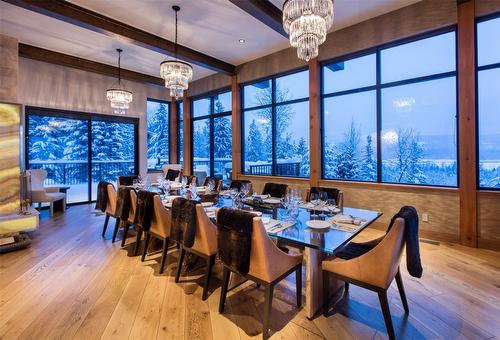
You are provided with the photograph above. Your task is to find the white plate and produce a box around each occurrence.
[164,202,172,208]
[261,217,270,224]
[306,220,331,230]
[201,202,214,207]
[249,211,263,216]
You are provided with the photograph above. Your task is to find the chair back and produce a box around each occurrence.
[307,187,340,202]
[262,182,288,198]
[29,169,47,192]
[229,180,252,192]
[162,164,182,176]
[165,169,181,181]
[118,175,138,187]
[128,190,137,224]
[357,218,406,288]
[150,195,171,238]
[105,184,117,216]
[183,175,197,186]
[203,177,223,192]
[191,204,218,256]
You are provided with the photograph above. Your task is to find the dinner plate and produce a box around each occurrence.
[164,202,172,208]
[249,211,263,216]
[305,220,331,230]
[261,217,270,224]
[263,198,281,204]
[201,202,214,207]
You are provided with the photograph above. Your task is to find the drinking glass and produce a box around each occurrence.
[181,176,188,187]
[326,198,336,216]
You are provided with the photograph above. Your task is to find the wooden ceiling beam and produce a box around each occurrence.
[3,0,235,75]
[19,43,165,87]
[229,0,287,37]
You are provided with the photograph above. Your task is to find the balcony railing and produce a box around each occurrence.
[29,160,135,185]
[249,162,301,177]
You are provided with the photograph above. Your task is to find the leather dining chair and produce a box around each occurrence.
[101,184,119,239]
[175,204,218,300]
[262,182,288,198]
[29,169,66,217]
[218,215,303,339]
[121,189,137,248]
[203,176,222,192]
[142,195,172,274]
[322,217,409,340]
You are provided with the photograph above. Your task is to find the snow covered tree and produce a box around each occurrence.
[246,119,265,162]
[334,121,361,180]
[147,102,169,163]
[214,116,232,158]
[361,135,377,181]
[296,137,310,177]
[394,128,426,184]
[323,142,338,178]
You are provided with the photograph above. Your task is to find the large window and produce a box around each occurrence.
[477,16,500,189]
[26,107,138,203]
[322,30,457,186]
[242,70,310,178]
[191,91,232,184]
[147,99,169,171]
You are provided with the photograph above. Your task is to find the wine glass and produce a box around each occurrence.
[309,192,320,217]
[326,198,336,216]
[240,183,250,198]
[181,176,188,187]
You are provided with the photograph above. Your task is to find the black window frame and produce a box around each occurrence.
[146,97,170,172]
[177,100,183,166]
[475,11,500,191]
[190,88,232,177]
[240,67,310,178]
[320,26,459,188]
[25,106,139,204]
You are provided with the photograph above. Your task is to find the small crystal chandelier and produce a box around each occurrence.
[160,5,193,100]
[282,0,334,62]
[106,49,133,114]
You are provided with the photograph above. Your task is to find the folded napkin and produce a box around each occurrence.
[330,214,366,226]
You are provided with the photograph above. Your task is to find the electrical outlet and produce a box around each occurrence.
[422,213,429,223]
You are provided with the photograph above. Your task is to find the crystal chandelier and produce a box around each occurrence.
[282,0,334,62]
[160,5,193,100]
[106,49,133,114]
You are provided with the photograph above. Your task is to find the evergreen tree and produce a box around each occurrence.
[147,102,169,162]
[323,142,338,178]
[213,116,232,158]
[361,135,377,181]
[246,120,265,162]
[334,121,361,179]
[296,137,310,177]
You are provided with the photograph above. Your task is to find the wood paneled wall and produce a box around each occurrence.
[0,34,18,102]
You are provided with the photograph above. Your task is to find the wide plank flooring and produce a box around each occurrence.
[0,204,499,339]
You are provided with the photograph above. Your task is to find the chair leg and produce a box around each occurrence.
[175,247,186,283]
[111,218,120,243]
[202,255,215,301]
[218,267,230,313]
[38,202,42,211]
[323,270,330,317]
[263,284,274,339]
[102,214,110,238]
[378,290,395,340]
[295,265,302,308]
[141,232,151,262]
[345,282,350,294]
[159,238,169,274]
[121,224,130,248]
[50,202,54,217]
[395,270,409,314]
[133,229,143,256]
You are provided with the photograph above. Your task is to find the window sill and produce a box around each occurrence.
[318,179,459,194]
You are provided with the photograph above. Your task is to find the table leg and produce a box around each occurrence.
[304,247,341,319]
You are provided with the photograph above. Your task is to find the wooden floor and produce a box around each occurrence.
[0,205,499,340]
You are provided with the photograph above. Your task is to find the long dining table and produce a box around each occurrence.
[156,186,382,318]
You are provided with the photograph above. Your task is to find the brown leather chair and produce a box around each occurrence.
[175,204,217,300]
[182,175,198,186]
[203,176,223,192]
[322,218,409,340]
[121,189,137,248]
[142,195,172,274]
[101,184,119,238]
[229,179,252,193]
[218,217,303,339]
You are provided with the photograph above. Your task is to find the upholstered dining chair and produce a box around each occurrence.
[203,176,222,192]
[121,189,137,248]
[306,186,341,202]
[29,169,66,217]
[182,175,198,186]
[229,179,252,192]
[218,214,303,339]
[322,217,409,340]
[261,182,288,198]
[175,204,217,301]
[101,184,119,239]
[142,195,172,274]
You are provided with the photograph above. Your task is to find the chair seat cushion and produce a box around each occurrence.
[45,192,66,201]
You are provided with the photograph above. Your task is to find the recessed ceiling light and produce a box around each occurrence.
[238,39,245,43]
